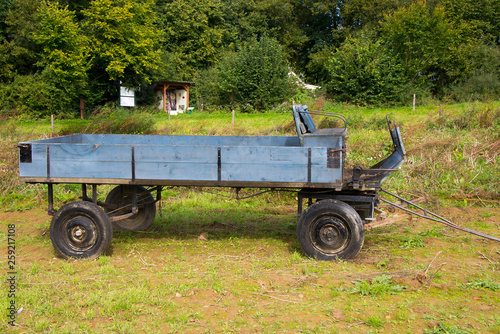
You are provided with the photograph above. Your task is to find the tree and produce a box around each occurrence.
[0,0,14,43]
[0,73,71,117]
[443,0,500,46]
[0,0,41,82]
[250,0,342,77]
[35,1,88,103]
[155,0,230,80]
[379,1,480,95]
[198,36,293,110]
[339,0,413,31]
[82,0,162,104]
[326,32,404,104]
[221,0,271,43]
[447,44,500,100]
[57,0,91,20]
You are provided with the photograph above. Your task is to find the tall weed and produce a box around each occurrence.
[428,103,500,132]
[59,105,156,135]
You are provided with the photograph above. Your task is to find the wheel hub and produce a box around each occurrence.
[314,217,349,251]
[71,226,86,240]
[65,216,97,249]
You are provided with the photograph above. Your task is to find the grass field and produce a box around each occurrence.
[1,101,499,333]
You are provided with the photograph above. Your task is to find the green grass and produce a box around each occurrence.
[1,100,500,333]
[464,278,500,291]
[344,275,408,295]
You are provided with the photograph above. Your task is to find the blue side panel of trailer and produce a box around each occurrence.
[19,133,345,187]
[49,144,133,180]
[135,145,219,181]
[18,105,409,192]
[18,105,351,188]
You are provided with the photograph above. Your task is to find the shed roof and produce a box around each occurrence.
[157,80,195,86]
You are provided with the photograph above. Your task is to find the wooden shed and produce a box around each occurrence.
[155,81,194,115]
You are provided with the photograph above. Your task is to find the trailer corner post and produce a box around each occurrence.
[156,187,162,217]
[217,147,222,185]
[46,145,51,182]
[307,148,312,187]
[131,146,136,183]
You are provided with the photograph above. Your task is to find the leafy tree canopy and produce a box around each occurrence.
[155,0,229,79]
[0,0,499,116]
[327,31,405,104]
[0,0,41,81]
[82,0,162,88]
[380,1,478,92]
[35,1,88,91]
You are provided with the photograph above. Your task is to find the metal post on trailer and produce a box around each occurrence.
[92,185,98,204]
[297,196,303,217]
[80,184,98,205]
[132,186,138,214]
[157,187,163,217]
[47,183,55,215]
[82,184,87,200]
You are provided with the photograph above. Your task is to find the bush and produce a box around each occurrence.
[447,46,500,101]
[0,74,75,118]
[326,32,405,105]
[197,36,294,111]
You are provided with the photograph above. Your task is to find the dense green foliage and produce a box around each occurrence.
[197,37,293,110]
[0,0,498,117]
[326,0,499,104]
[0,0,162,117]
[326,32,405,105]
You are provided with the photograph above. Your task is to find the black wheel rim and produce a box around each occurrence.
[62,215,98,251]
[311,215,351,254]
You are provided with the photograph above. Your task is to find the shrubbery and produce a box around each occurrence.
[0,74,75,119]
[326,32,405,105]
[197,37,294,111]
[322,1,500,105]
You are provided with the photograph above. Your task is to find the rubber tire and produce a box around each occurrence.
[50,201,112,260]
[105,186,156,232]
[297,199,364,261]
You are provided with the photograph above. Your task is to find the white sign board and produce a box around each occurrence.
[120,86,135,107]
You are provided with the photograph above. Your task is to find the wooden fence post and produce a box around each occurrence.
[51,115,54,137]
[80,98,84,119]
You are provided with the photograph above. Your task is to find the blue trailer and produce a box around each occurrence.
[18,105,406,260]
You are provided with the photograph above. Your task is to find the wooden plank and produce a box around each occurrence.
[19,177,340,189]
[19,133,345,185]
[364,214,410,230]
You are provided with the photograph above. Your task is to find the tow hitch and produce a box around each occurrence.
[380,188,500,242]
